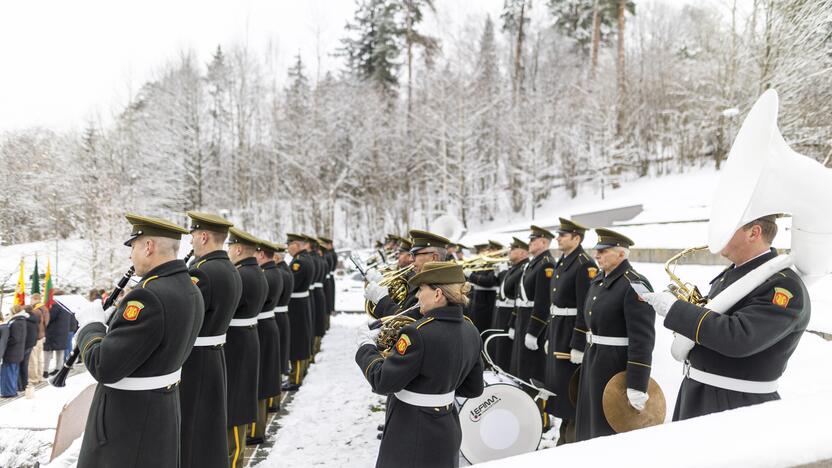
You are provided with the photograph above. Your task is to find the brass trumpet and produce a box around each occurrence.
[664,246,708,306]
[456,248,510,272]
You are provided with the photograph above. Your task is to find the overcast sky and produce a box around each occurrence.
[0,0,738,132]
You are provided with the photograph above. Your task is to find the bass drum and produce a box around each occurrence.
[458,371,542,464]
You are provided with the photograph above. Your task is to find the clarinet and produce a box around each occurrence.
[50,266,136,387]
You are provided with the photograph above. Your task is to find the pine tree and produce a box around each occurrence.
[340,0,403,96]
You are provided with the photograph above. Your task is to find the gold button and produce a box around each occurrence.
[600,282,604,286]
[553,288,557,292]
[556,275,560,279]
[593,296,596,300]
[588,310,592,316]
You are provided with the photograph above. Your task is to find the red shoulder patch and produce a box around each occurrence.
[122,300,145,321]
[395,334,411,355]
[772,287,793,308]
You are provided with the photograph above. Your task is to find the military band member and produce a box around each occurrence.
[365,230,450,320]
[492,237,529,372]
[396,237,414,269]
[75,214,204,468]
[248,239,284,445]
[356,262,484,468]
[302,235,319,358]
[273,244,294,391]
[544,218,596,445]
[575,229,655,441]
[643,215,810,420]
[318,236,337,331]
[509,225,555,385]
[286,234,314,390]
[310,238,327,356]
[181,211,243,468]
[466,240,504,333]
[225,228,269,467]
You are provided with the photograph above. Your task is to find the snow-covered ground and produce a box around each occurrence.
[255,313,386,468]
[0,371,96,467]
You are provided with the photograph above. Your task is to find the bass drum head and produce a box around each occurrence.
[459,383,542,464]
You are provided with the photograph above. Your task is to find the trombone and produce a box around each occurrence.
[456,248,510,272]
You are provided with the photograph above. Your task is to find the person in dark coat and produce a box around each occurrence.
[356,261,484,468]
[1,306,28,397]
[19,305,38,391]
[490,238,528,372]
[273,246,293,383]
[249,239,283,445]
[75,214,204,468]
[644,215,810,421]
[180,211,242,468]
[304,236,319,359]
[508,226,554,386]
[545,218,597,444]
[465,240,504,334]
[285,233,313,390]
[44,299,71,376]
[318,236,337,330]
[224,227,268,468]
[575,229,655,442]
[310,239,327,356]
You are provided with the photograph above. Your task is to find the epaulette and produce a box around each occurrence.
[142,275,160,288]
[463,315,474,326]
[196,259,208,269]
[623,270,643,283]
[578,252,591,264]
[416,317,435,330]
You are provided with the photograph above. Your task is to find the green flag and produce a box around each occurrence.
[30,257,41,294]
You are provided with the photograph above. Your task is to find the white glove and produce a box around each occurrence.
[507,328,515,340]
[627,388,649,412]
[76,299,107,331]
[103,305,116,322]
[642,291,677,317]
[524,333,538,351]
[364,281,388,303]
[671,333,696,362]
[357,327,381,348]
[463,269,473,279]
[495,262,509,274]
[570,348,584,364]
[365,268,383,283]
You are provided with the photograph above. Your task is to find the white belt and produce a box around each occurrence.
[291,291,310,298]
[550,305,577,317]
[495,299,515,308]
[471,285,499,292]
[228,317,258,327]
[686,365,778,394]
[104,369,181,391]
[587,332,628,346]
[257,310,276,320]
[314,282,323,288]
[309,283,316,289]
[326,273,332,279]
[516,299,534,308]
[275,306,288,313]
[194,334,226,347]
[395,389,455,407]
